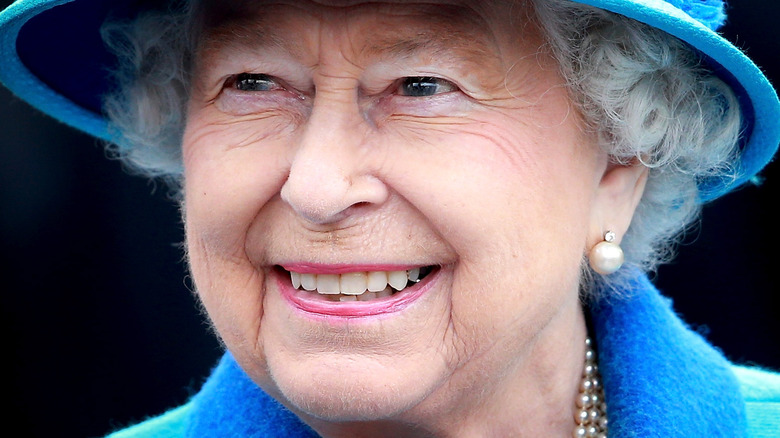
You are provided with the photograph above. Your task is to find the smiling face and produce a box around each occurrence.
[182,0,637,435]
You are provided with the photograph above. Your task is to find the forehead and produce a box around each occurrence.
[195,0,535,61]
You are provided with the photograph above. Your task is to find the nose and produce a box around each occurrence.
[280,102,389,225]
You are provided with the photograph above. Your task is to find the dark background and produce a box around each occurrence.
[1,1,778,437]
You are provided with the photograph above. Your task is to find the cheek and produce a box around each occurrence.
[181,116,293,364]
[182,115,293,253]
[389,109,600,253]
[381,108,599,347]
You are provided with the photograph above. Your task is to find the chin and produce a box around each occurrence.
[266,354,444,422]
[282,384,417,422]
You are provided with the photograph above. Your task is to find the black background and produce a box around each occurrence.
[1,1,778,437]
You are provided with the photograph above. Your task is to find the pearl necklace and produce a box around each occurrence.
[573,337,608,437]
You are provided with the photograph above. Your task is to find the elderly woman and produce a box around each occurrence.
[1,0,778,436]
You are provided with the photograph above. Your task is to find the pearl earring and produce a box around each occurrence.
[588,231,624,275]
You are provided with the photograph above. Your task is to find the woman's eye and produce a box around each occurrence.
[232,73,278,91]
[397,77,457,97]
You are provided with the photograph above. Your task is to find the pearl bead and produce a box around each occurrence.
[588,240,624,275]
[576,393,593,408]
[573,337,608,436]
[575,408,590,424]
[580,379,593,392]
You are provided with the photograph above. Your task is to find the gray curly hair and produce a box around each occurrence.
[100,0,742,298]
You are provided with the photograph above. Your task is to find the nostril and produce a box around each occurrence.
[346,201,376,213]
[281,172,389,224]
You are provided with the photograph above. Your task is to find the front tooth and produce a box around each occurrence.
[340,272,368,295]
[290,271,301,289]
[316,274,341,294]
[388,270,408,290]
[367,271,389,292]
[300,273,317,291]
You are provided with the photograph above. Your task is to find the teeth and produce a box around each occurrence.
[340,272,368,295]
[316,274,341,294]
[387,270,408,290]
[291,271,301,289]
[289,268,427,297]
[366,271,388,292]
[300,273,317,291]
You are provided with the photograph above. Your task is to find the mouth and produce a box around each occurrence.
[282,266,436,302]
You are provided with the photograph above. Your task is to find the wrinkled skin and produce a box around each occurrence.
[181,0,648,436]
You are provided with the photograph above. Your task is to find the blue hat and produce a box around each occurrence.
[1,0,778,200]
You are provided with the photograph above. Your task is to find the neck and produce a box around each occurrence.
[308,299,589,438]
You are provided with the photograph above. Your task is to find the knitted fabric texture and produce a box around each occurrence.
[591,272,747,436]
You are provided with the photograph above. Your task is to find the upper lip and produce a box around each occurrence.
[279,263,429,274]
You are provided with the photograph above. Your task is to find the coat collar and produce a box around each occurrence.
[186,272,747,436]
[590,271,747,436]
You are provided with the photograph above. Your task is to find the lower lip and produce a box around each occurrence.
[275,270,437,318]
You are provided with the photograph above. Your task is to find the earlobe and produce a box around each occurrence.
[588,161,649,249]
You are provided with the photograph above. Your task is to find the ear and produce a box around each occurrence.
[588,161,649,248]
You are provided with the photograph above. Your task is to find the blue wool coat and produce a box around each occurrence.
[106,273,780,437]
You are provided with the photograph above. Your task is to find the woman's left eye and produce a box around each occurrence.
[397,77,457,97]
[232,73,279,91]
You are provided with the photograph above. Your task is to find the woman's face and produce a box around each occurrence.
[182,0,617,428]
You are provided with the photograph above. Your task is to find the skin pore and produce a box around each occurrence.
[181,0,648,436]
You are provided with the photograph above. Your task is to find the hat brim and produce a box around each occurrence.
[576,0,780,199]
[1,0,778,199]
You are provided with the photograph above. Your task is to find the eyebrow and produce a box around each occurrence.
[199,26,498,77]
[198,20,300,61]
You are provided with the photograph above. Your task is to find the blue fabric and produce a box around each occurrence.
[0,0,112,142]
[733,366,780,438]
[185,354,318,438]
[0,0,778,200]
[106,271,778,437]
[591,272,747,436]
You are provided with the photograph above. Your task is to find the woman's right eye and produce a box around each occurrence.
[232,73,279,91]
[216,72,306,116]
